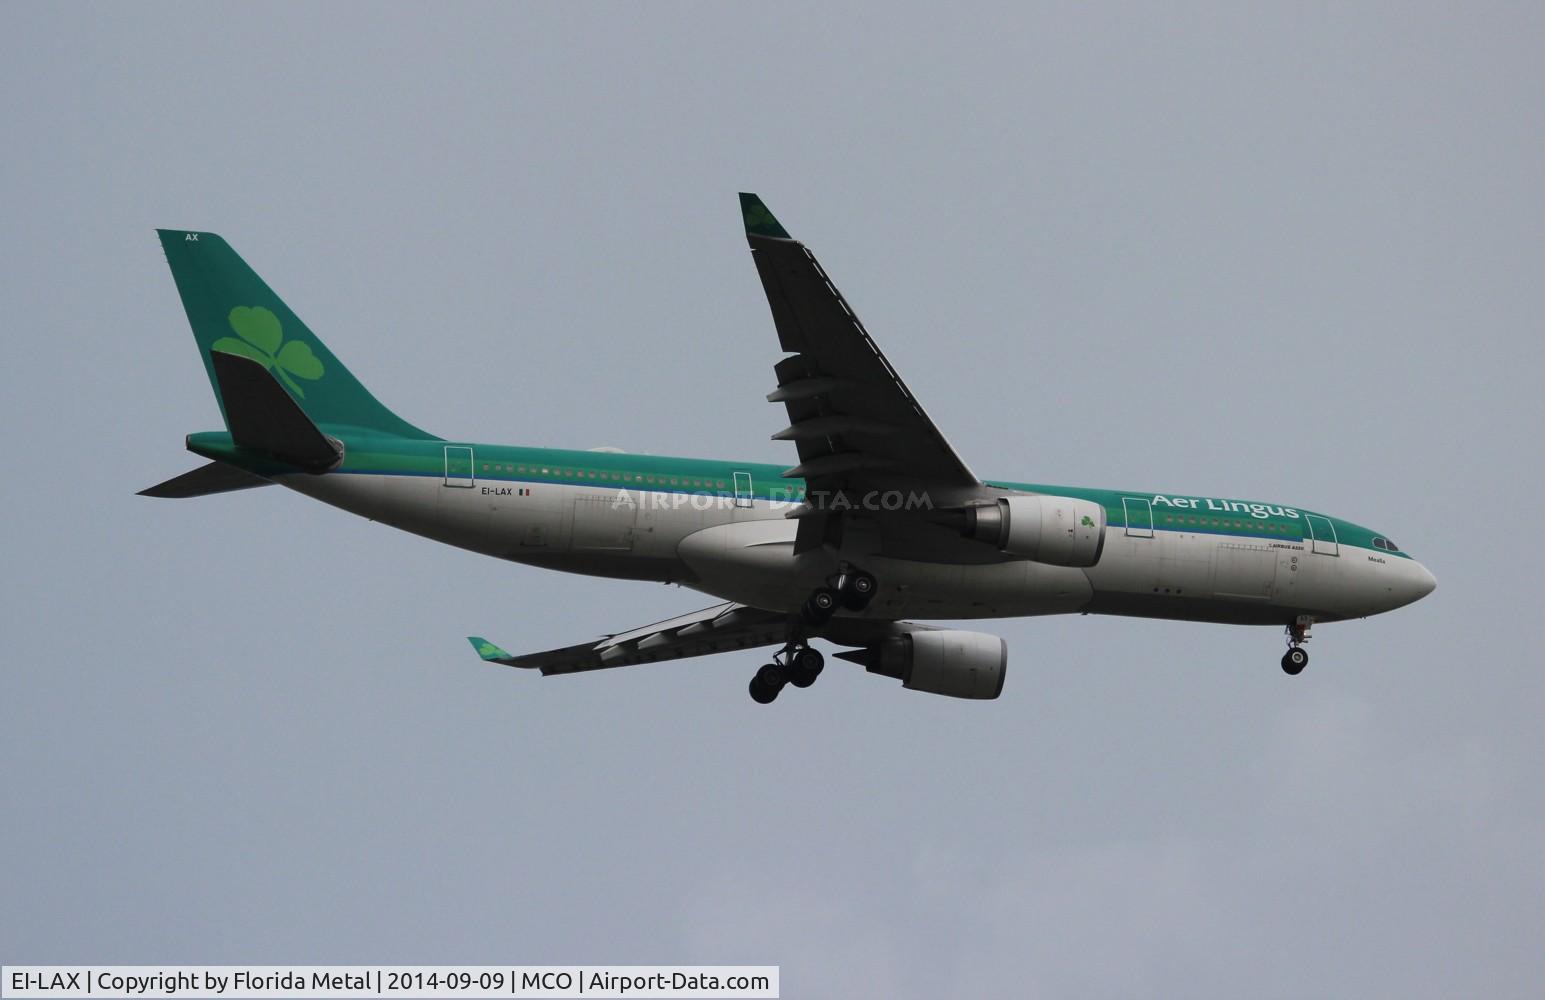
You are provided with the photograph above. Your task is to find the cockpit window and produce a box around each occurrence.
[1372,538,1386,550]
[1373,537,1400,552]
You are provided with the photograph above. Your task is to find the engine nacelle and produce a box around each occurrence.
[852,629,1008,700]
[964,495,1107,567]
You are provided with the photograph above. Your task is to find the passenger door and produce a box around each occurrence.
[443,445,475,487]
[733,471,754,509]
[1122,497,1154,538]
[1305,514,1339,556]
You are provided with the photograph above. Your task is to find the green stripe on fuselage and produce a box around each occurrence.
[185,431,1407,558]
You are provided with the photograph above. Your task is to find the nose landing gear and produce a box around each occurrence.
[748,643,826,704]
[1281,617,1313,675]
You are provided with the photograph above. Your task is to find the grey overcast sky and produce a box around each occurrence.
[3,3,1542,996]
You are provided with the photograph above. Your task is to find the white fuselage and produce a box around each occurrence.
[281,471,1436,628]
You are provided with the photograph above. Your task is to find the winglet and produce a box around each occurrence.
[739,192,791,239]
[468,636,512,662]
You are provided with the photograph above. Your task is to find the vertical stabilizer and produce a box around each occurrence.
[157,230,436,439]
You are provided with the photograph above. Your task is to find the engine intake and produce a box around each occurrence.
[964,495,1107,567]
[839,630,1007,700]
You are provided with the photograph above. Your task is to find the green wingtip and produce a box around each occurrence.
[739,192,791,239]
[467,636,511,661]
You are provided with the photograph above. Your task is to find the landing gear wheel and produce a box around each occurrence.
[802,587,840,625]
[749,663,786,703]
[1282,647,1308,675]
[788,647,825,688]
[841,571,878,610]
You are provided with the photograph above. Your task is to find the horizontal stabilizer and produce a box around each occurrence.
[138,461,273,499]
[212,350,342,471]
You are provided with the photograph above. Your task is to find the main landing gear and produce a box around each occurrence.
[749,644,825,704]
[753,567,875,703]
[1281,617,1313,675]
[800,567,877,625]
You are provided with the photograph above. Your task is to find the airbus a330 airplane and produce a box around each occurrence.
[144,195,1435,703]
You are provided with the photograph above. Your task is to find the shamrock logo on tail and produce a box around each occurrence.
[468,637,511,661]
[211,306,325,397]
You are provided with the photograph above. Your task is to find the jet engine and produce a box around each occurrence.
[962,495,1107,567]
[838,629,1008,700]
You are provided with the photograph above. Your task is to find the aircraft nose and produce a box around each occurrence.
[1369,558,1436,614]
[1414,562,1437,600]
[1387,559,1437,610]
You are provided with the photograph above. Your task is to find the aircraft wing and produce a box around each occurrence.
[467,602,946,678]
[740,194,996,552]
[468,602,789,675]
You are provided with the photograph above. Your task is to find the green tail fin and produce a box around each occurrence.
[467,636,513,662]
[157,230,436,439]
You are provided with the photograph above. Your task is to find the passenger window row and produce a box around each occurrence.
[471,464,806,501]
[477,462,731,489]
[1159,514,1296,534]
